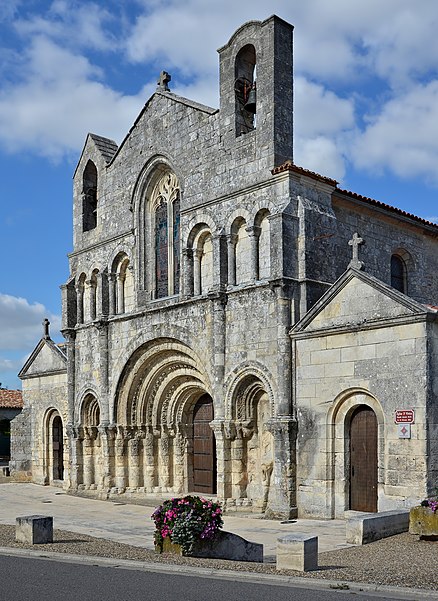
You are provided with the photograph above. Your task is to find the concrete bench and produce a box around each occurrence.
[16,515,53,544]
[276,533,318,571]
[346,509,409,545]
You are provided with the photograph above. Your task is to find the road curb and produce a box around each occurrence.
[0,546,436,600]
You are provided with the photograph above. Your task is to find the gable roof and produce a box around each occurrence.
[291,267,433,336]
[18,337,67,380]
[272,162,438,234]
[89,133,118,163]
[0,389,23,409]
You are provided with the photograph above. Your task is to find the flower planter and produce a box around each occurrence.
[154,531,264,562]
[155,536,183,555]
[409,506,438,536]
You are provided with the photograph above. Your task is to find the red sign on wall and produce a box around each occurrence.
[395,410,415,424]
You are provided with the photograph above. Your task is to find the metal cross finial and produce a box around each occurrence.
[43,318,50,340]
[348,232,364,270]
[157,71,171,92]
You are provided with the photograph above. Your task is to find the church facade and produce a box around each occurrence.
[12,16,438,519]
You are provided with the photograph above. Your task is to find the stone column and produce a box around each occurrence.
[159,428,171,490]
[227,234,237,286]
[96,321,109,422]
[193,249,202,295]
[82,426,97,488]
[61,328,76,426]
[143,427,155,491]
[108,272,116,316]
[116,273,125,314]
[75,285,84,325]
[87,279,96,321]
[182,248,194,297]
[211,231,227,291]
[272,282,293,416]
[266,417,297,519]
[173,430,186,494]
[98,423,113,491]
[115,426,126,492]
[211,419,231,502]
[231,424,247,501]
[128,432,141,489]
[209,292,227,419]
[66,424,81,490]
[246,225,261,281]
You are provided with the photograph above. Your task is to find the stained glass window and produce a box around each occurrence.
[173,194,180,294]
[151,172,180,299]
[155,200,168,298]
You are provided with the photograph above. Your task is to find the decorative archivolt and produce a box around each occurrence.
[114,338,211,431]
[150,172,180,211]
[224,361,276,420]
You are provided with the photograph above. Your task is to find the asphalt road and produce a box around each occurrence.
[0,554,416,601]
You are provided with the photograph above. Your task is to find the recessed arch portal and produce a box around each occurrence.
[113,338,213,494]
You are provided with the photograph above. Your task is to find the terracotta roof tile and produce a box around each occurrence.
[0,389,23,409]
[272,162,438,232]
[336,189,438,230]
[271,161,338,186]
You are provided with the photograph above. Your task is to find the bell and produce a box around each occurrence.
[244,85,256,113]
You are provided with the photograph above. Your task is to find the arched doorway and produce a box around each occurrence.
[0,419,10,460]
[349,405,377,512]
[191,394,216,494]
[52,415,64,481]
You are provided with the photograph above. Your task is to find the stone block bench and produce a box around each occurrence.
[276,533,318,572]
[16,515,53,544]
[346,509,409,545]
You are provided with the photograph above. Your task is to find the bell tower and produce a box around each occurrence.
[218,15,294,167]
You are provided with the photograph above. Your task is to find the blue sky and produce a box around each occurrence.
[1,0,438,390]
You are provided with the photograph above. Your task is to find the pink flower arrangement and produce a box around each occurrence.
[152,495,223,553]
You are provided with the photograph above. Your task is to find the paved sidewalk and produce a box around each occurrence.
[0,483,351,559]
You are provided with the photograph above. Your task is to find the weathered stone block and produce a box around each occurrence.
[16,515,53,544]
[409,506,438,536]
[346,509,409,544]
[276,533,318,571]
[156,530,263,562]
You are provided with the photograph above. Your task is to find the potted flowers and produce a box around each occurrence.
[152,495,223,555]
[409,489,438,537]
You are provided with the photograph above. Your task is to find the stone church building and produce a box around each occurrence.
[11,16,438,519]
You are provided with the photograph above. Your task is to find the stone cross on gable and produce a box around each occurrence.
[348,232,364,270]
[157,71,171,92]
[43,318,51,340]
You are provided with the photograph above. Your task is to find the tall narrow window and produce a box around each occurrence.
[82,160,98,232]
[151,172,180,298]
[391,255,406,293]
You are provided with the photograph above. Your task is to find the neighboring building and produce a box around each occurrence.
[11,16,438,519]
[0,389,23,462]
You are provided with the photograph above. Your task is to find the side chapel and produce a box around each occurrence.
[12,16,438,519]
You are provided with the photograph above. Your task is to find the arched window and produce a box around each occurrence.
[89,269,99,320]
[234,44,256,136]
[255,209,270,280]
[235,220,251,284]
[113,254,134,314]
[151,172,180,299]
[391,255,406,293]
[82,160,98,232]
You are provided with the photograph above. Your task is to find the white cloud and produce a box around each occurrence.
[0,293,61,351]
[1,0,438,184]
[0,0,21,23]
[0,36,151,160]
[14,1,118,53]
[352,81,438,183]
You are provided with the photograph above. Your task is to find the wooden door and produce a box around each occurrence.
[349,406,377,512]
[192,395,216,494]
[52,416,64,481]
